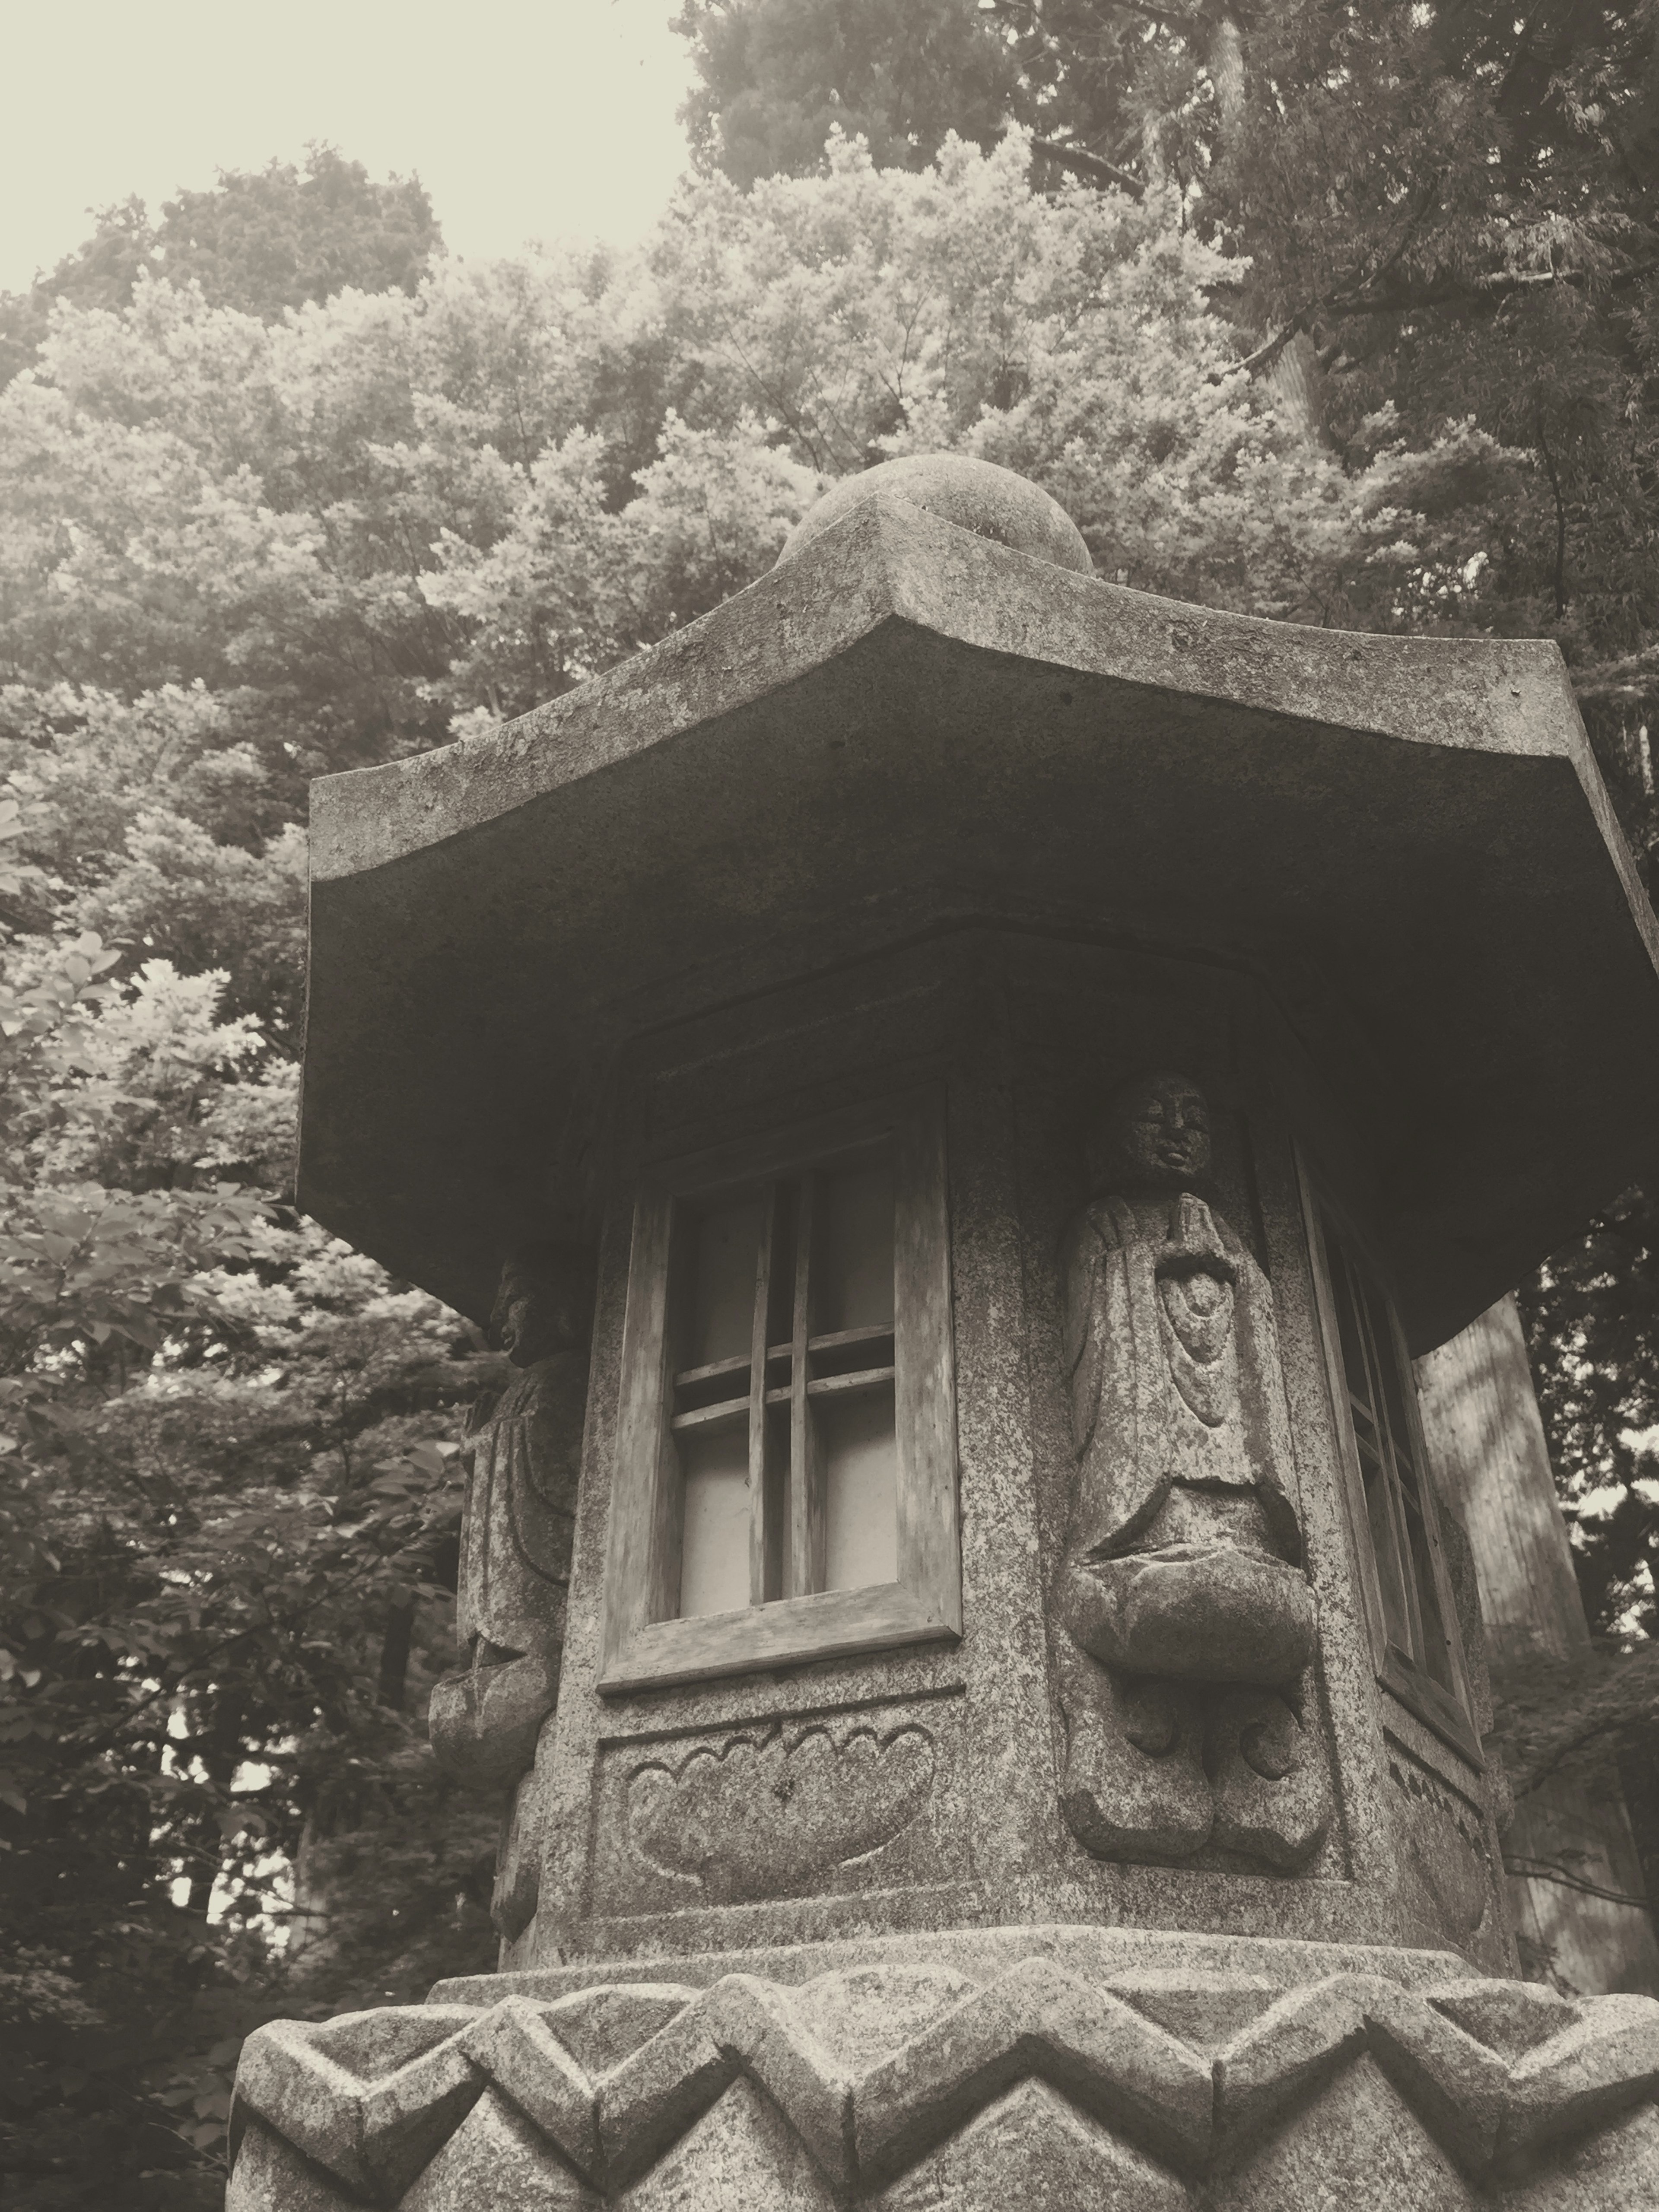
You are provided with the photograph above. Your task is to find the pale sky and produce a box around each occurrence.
[0,0,697,294]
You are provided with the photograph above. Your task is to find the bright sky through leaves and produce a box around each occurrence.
[0,0,694,293]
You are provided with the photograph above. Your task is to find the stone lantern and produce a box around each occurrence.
[230,457,1659,2209]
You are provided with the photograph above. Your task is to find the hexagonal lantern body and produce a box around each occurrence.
[232,466,1659,2211]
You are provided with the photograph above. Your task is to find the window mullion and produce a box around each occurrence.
[747,1185,778,1608]
[1357,1279,1426,1665]
[1382,1302,1462,1696]
[790,1173,824,1596]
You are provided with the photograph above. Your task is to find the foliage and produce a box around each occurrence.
[142,146,439,323]
[675,0,1659,756]
[0,147,441,383]
[673,0,1016,188]
[0,125,1517,774]
[1521,1192,1659,1646]
[0,905,499,2206]
[1516,1191,1659,1914]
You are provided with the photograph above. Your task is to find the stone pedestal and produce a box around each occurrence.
[232,1926,1659,2207]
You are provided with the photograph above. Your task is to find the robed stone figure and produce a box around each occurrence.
[429,1243,591,1938]
[1054,1074,1330,1869]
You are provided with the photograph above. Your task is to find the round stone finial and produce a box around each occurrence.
[775,452,1093,575]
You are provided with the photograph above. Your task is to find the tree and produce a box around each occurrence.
[674,0,1659,753]
[0,147,442,387]
[673,0,1016,188]
[0,200,154,387]
[153,146,440,321]
[1514,1192,1659,1919]
[0,714,497,2206]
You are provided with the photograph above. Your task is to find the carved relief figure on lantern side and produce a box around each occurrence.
[1053,1074,1332,1870]
[429,1243,592,1939]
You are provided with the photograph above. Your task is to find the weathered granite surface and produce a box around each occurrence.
[772,448,1095,575]
[239,458,1659,2209]
[507,937,1513,1976]
[298,476,1659,1354]
[229,1932,1659,2206]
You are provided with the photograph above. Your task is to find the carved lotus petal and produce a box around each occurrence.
[627,1723,935,1904]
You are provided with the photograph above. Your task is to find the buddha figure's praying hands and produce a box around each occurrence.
[1054,1074,1330,1869]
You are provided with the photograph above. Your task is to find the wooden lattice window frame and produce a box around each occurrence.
[1298,1157,1481,1764]
[599,1090,960,1693]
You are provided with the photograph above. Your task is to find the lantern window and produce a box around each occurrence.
[599,1092,958,1691]
[1306,1187,1480,1763]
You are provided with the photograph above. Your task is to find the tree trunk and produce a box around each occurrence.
[285,1808,342,1971]
[1264,331,1325,444]
[1208,14,1325,442]
[377,1594,415,1711]
[1208,15,1246,133]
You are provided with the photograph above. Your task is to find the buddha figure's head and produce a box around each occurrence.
[1087,1071,1212,1195]
[490,1243,592,1367]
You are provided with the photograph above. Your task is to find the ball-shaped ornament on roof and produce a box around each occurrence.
[775,452,1093,576]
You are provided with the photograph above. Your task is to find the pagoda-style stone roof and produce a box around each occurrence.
[300,487,1659,1350]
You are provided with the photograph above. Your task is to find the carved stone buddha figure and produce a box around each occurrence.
[429,1243,591,1934]
[1054,1073,1329,1867]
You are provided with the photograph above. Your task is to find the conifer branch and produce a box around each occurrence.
[1328,256,1659,317]
[1030,138,1147,198]
[1233,256,1659,377]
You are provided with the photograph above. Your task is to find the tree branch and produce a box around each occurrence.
[1001,0,1200,29]
[1234,322,1299,377]
[1327,257,1659,318]
[1537,409,1568,619]
[1505,1855,1655,1911]
[1030,139,1147,200]
[1571,645,1659,705]
[1231,257,1659,376]
[1230,174,1438,376]
[1356,172,1445,299]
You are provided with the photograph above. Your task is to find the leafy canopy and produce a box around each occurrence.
[0,146,441,383]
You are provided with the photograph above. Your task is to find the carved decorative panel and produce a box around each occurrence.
[1386,1743,1499,1954]
[590,1692,966,1915]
